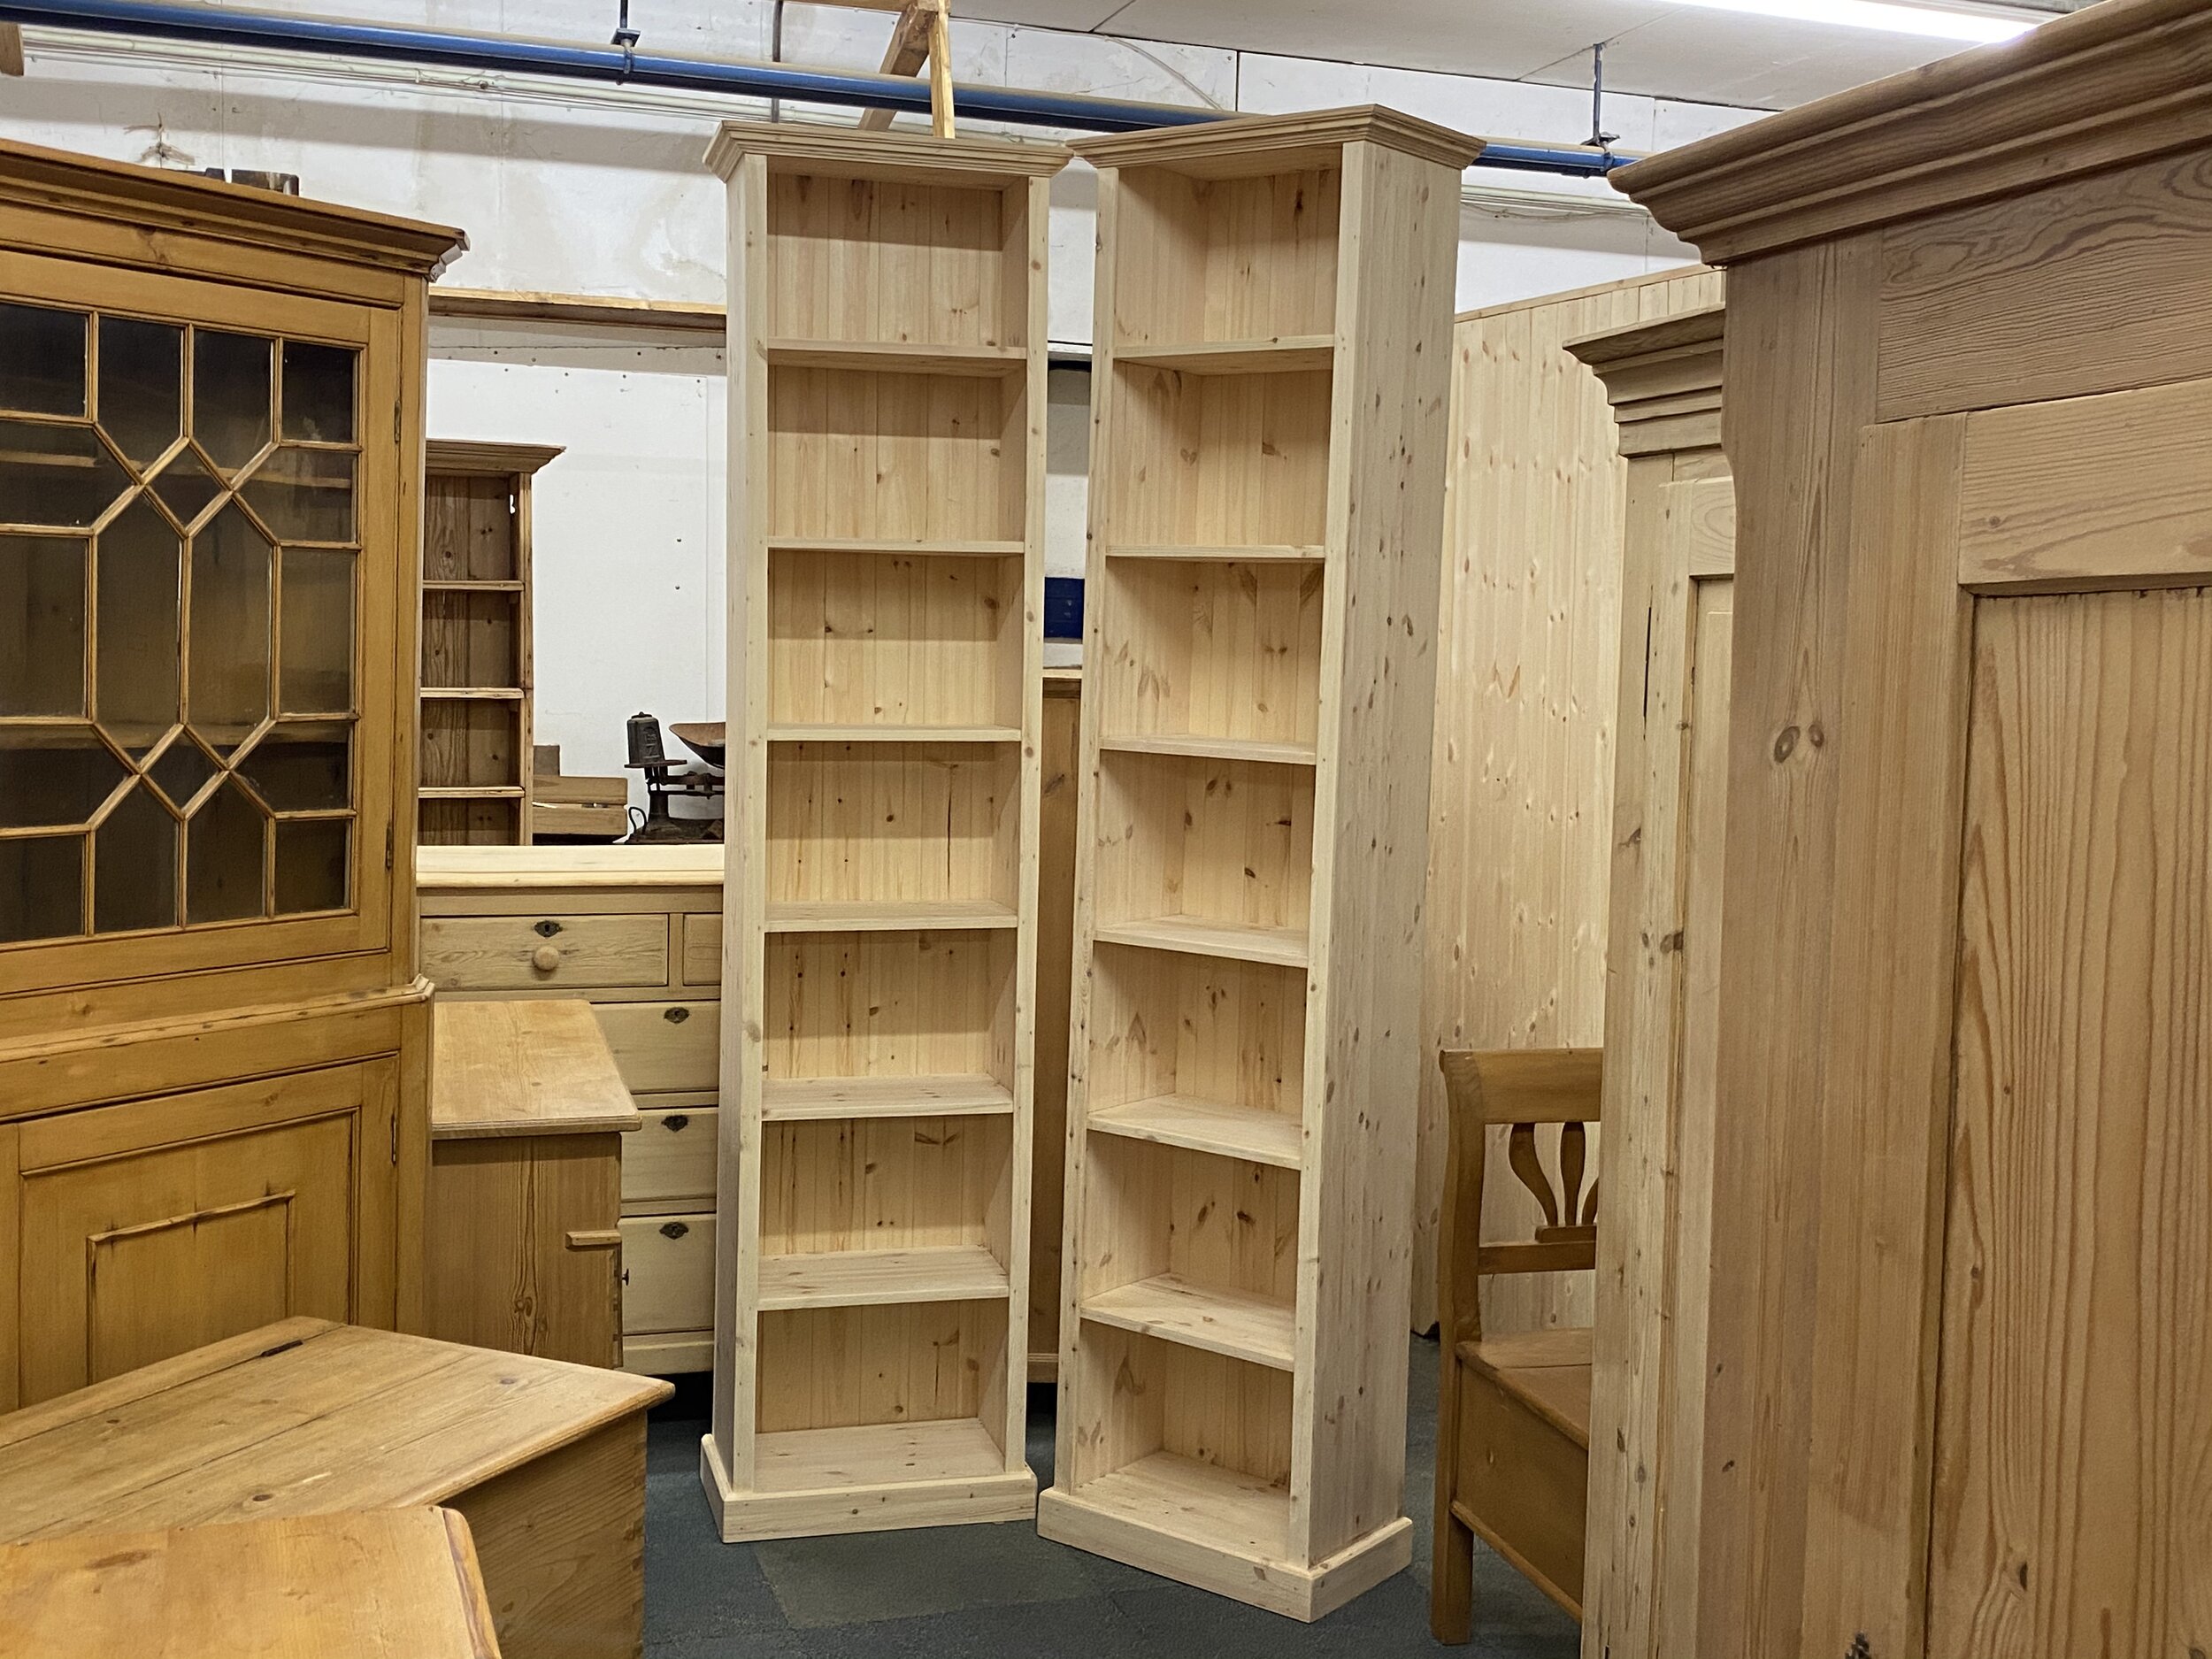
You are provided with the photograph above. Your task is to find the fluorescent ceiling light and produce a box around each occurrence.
[1664,0,2039,42]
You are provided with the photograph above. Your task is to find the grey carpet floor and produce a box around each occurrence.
[642,1333,1579,1658]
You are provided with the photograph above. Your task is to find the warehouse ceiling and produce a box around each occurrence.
[957,0,2097,110]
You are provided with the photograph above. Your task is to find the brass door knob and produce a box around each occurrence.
[531,944,562,973]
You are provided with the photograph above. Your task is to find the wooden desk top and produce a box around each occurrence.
[418,845,724,891]
[0,1319,672,1545]
[433,999,642,1140]
[0,1508,502,1659]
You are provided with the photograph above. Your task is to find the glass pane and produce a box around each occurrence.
[281,342,356,443]
[0,723,127,829]
[274,816,348,914]
[94,495,182,755]
[148,446,225,530]
[0,535,87,717]
[93,780,179,933]
[279,548,354,714]
[191,329,272,474]
[0,833,82,943]
[186,502,272,754]
[0,420,130,529]
[147,730,220,813]
[185,776,265,924]
[239,719,350,812]
[242,446,355,543]
[96,316,183,468]
[0,302,87,417]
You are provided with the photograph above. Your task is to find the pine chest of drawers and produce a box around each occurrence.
[419,847,722,1374]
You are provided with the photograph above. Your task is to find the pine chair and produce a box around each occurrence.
[1431,1047,1601,1641]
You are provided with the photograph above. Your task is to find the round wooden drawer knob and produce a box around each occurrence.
[530,944,563,973]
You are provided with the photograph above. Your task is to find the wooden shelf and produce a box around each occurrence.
[764,899,1018,933]
[1058,1451,1292,1563]
[763,1073,1015,1122]
[1113,336,1333,374]
[766,536,1025,559]
[1080,1274,1295,1371]
[421,686,526,701]
[419,786,526,801]
[1106,543,1325,564]
[757,1245,1010,1310]
[1098,732,1317,767]
[752,1417,1009,1494]
[761,338,1025,376]
[765,724,1022,746]
[1088,1095,1303,1170]
[422,579,525,593]
[1092,917,1310,970]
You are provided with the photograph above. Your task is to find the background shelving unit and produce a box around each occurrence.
[418,439,561,845]
[1039,108,1479,1620]
[702,122,1066,1541]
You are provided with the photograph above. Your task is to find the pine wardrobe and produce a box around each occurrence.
[0,141,459,1405]
[1618,3,2212,1655]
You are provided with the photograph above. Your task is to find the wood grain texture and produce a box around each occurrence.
[1030,672,1082,1379]
[1049,117,1470,1616]
[0,1319,666,1659]
[431,998,640,1137]
[1957,374,2212,594]
[1930,590,2212,1659]
[1417,265,1723,1338]
[0,1508,501,1659]
[1878,150,2212,422]
[1694,235,1883,1659]
[709,137,1054,1534]
[1566,300,1730,1659]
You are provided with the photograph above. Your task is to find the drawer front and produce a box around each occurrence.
[421,913,669,992]
[621,1211,716,1335]
[624,1103,719,1207]
[595,1002,720,1094]
[681,913,722,986]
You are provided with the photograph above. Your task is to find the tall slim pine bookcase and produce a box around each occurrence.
[1037,108,1479,1619]
[701,122,1066,1540]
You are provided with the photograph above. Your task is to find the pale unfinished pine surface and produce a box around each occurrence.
[1414,265,1723,1339]
[0,1318,670,1659]
[1041,107,1479,1622]
[0,1508,502,1659]
[702,122,1066,1541]
[1616,4,2212,1654]
[1563,307,1732,1659]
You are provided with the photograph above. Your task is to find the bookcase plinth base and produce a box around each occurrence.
[1036,1485,1412,1622]
[700,1432,1038,1543]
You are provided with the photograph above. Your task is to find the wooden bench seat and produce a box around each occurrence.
[0,1318,671,1659]
[1433,1048,1601,1640]
[1460,1327,1594,1448]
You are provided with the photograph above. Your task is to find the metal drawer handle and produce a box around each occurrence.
[662,1114,690,1132]
[664,1006,690,1025]
[534,919,563,937]
[660,1220,690,1240]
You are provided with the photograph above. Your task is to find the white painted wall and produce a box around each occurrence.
[2,3,1763,793]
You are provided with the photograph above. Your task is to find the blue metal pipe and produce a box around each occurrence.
[0,0,1633,174]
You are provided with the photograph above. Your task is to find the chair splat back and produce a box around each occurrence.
[1434,1047,1602,1348]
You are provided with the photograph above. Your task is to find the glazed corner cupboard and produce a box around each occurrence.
[0,139,459,1404]
[701,121,1066,1541]
[419,438,561,847]
[1037,108,1479,1620]
[1616,3,2212,1656]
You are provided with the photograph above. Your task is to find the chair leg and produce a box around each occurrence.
[1432,1507,1474,1644]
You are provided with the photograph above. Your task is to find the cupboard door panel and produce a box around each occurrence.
[10,1062,396,1406]
[1931,589,2212,1659]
